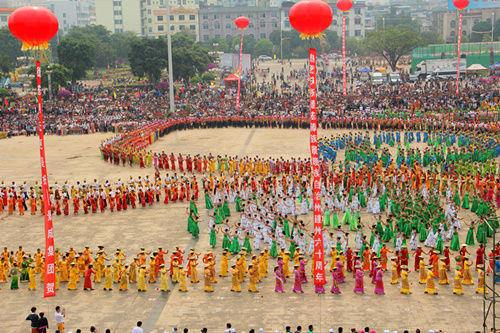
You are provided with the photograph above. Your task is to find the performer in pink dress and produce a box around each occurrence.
[330,267,341,294]
[374,265,385,295]
[353,264,364,294]
[292,264,303,293]
[274,266,284,292]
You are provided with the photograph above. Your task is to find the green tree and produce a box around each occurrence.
[377,7,421,33]
[29,64,72,93]
[201,72,216,82]
[254,39,274,57]
[365,27,427,71]
[129,38,166,83]
[110,31,138,63]
[471,21,492,42]
[231,35,256,55]
[57,37,96,83]
[420,31,445,45]
[0,55,11,78]
[66,25,116,68]
[0,27,23,63]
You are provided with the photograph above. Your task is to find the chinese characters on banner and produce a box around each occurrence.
[309,49,326,285]
[236,31,244,110]
[36,61,56,297]
[342,15,347,96]
[455,12,463,95]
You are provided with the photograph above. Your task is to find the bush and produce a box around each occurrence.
[201,72,216,82]
[190,75,201,85]
[0,88,9,97]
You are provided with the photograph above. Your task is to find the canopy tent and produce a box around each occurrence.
[359,68,372,73]
[466,64,488,71]
[490,62,500,69]
[223,74,240,82]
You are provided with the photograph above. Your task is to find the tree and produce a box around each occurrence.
[66,25,117,68]
[377,7,421,33]
[471,21,492,42]
[420,31,445,45]
[231,35,256,55]
[0,55,11,78]
[57,37,96,83]
[110,31,138,64]
[254,39,274,57]
[365,27,427,71]
[29,64,72,93]
[129,38,167,83]
[0,27,23,63]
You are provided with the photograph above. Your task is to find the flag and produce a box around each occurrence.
[4,98,8,106]
[89,93,93,101]
[137,90,141,98]
[113,91,117,99]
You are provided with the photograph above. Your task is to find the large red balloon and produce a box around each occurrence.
[453,0,469,9]
[235,16,249,30]
[8,6,59,50]
[289,0,333,38]
[337,0,353,12]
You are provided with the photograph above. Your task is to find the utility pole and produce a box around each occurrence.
[492,12,495,42]
[165,0,175,115]
[47,68,53,100]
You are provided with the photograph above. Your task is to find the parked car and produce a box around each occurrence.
[258,55,272,61]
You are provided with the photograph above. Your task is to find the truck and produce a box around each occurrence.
[387,72,401,84]
[413,58,466,80]
[371,72,384,85]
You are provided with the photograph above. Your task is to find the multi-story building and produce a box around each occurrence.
[0,0,94,34]
[433,7,500,43]
[281,0,367,39]
[198,5,280,41]
[0,7,15,28]
[144,7,199,40]
[95,0,142,34]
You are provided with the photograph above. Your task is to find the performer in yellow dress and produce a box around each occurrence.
[68,262,78,290]
[190,258,199,283]
[28,265,36,291]
[390,258,399,284]
[178,264,188,292]
[160,264,169,292]
[424,266,437,295]
[453,266,463,295]
[103,264,113,291]
[148,257,156,283]
[138,265,147,292]
[400,265,411,294]
[230,264,241,292]
[119,266,129,291]
[248,264,258,292]
[204,264,213,292]
[462,257,473,285]
[129,258,137,283]
[219,250,229,277]
[438,261,449,285]
[418,257,427,284]
[476,264,486,294]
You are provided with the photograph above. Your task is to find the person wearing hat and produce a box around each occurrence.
[119,265,129,291]
[148,255,157,283]
[129,257,138,284]
[292,263,303,293]
[462,256,474,285]
[230,264,241,292]
[452,265,464,295]
[330,267,341,294]
[68,262,78,290]
[236,255,246,282]
[248,264,258,292]
[219,249,229,277]
[400,265,411,294]
[204,264,213,292]
[424,265,437,295]
[178,264,188,292]
[160,264,169,292]
[28,263,36,291]
[103,264,113,291]
[390,257,399,284]
[353,264,364,294]
[418,255,427,284]
[112,258,121,284]
[138,265,148,292]
[83,264,96,291]
[438,258,449,285]
[476,264,486,294]
[374,264,385,295]
[189,256,200,284]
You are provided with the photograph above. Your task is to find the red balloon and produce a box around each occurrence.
[235,16,249,30]
[337,0,353,12]
[453,0,469,9]
[8,6,59,50]
[289,0,333,38]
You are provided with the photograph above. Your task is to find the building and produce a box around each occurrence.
[145,7,199,40]
[281,1,367,39]
[0,0,94,34]
[95,0,142,34]
[0,7,15,28]
[198,5,280,41]
[433,7,500,44]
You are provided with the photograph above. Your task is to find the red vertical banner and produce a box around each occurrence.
[309,48,325,285]
[342,15,347,96]
[236,31,243,110]
[455,12,463,95]
[36,61,56,297]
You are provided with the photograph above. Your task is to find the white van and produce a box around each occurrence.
[371,72,384,85]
